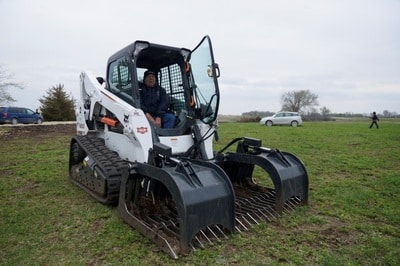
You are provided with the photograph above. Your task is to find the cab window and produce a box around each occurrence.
[107,57,134,105]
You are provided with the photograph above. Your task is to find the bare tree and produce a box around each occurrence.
[281,90,318,113]
[320,106,331,119]
[0,65,24,105]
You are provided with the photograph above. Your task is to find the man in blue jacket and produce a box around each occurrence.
[140,70,175,128]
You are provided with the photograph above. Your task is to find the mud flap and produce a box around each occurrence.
[219,138,308,214]
[117,159,235,258]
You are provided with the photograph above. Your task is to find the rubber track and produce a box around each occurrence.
[72,134,127,204]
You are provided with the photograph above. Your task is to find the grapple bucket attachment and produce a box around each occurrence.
[218,137,308,216]
[118,159,235,259]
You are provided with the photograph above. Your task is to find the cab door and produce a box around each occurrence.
[188,36,220,124]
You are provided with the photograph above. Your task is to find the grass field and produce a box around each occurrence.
[1,120,399,265]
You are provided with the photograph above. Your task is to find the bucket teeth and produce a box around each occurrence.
[121,186,304,258]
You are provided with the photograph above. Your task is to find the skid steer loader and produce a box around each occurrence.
[69,36,309,258]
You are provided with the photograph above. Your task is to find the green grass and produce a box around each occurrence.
[1,119,400,265]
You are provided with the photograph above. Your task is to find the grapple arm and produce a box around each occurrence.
[118,157,235,258]
[217,137,308,213]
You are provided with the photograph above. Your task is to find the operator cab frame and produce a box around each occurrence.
[105,36,220,129]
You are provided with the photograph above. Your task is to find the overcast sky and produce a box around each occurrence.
[1,0,399,115]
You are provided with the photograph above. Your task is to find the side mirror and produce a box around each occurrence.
[96,77,105,85]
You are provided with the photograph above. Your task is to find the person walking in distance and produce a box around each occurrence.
[369,111,379,129]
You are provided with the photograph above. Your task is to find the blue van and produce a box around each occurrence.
[0,107,44,125]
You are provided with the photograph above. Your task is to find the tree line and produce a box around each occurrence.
[241,89,399,121]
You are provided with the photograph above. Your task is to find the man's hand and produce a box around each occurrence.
[154,117,162,127]
[146,113,162,127]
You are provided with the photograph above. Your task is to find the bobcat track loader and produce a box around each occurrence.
[69,36,309,258]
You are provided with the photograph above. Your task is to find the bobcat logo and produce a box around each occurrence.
[124,114,129,122]
[136,127,148,134]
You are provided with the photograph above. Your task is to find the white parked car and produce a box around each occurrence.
[259,112,303,127]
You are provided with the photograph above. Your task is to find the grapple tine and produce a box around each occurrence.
[254,207,273,222]
[190,235,204,250]
[199,229,213,245]
[239,195,278,222]
[207,226,221,242]
[265,208,279,221]
[235,217,248,231]
[284,200,297,212]
[215,225,229,239]
[161,221,180,238]
[241,198,269,221]
[246,213,260,225]
[237,204,261,224]
[235,226,242,233]
[240,216,253,228]
[241,191,280,221]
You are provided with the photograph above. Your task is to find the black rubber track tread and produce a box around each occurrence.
[72,134,127,204]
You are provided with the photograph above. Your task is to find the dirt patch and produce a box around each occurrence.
[0,123,76,141]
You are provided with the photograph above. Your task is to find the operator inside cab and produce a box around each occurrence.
[139,70,175,128]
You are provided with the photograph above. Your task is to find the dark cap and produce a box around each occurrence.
[144,70,156,80]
